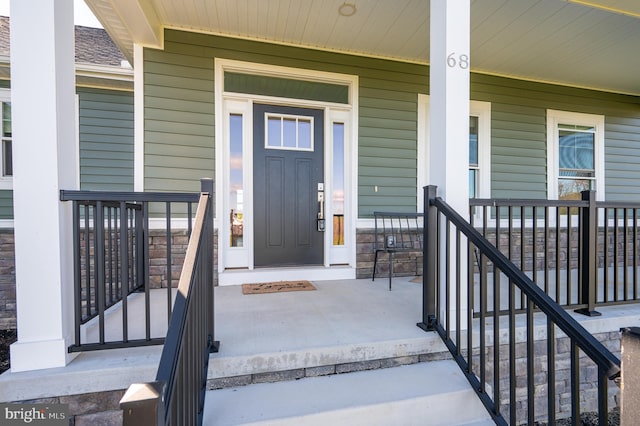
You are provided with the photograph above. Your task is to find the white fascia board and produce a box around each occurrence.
[75,63,134,83]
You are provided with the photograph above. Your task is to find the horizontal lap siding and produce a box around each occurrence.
[471,74,640,200]
[146,30,427,215]
[148,31,639,209]
[78,88,134,191]
[144,46,215,193]
[605,116,640,201]
[0,190,12,219]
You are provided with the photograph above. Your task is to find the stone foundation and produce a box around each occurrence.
[16,389,125,426]
[355,228,423,279]
[476,330,621,423]
[0,230,15,330]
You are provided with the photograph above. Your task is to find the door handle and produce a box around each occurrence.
[317,190,325,232]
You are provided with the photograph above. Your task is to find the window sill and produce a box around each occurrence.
[0,178,12,190]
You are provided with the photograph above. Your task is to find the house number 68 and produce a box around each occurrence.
[447,53,469,69]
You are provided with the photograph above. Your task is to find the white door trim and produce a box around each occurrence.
[214,59,359,284]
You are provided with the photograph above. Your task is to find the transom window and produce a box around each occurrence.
[547,110,604,201]
[266,114,314,151]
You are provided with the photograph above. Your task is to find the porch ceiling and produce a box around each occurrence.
[86,0,640,96]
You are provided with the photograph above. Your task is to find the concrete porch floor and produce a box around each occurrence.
[1,275,639,422]
[0,276,443,403]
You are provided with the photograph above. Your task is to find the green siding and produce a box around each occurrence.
[0,190,12,219]
[144,29,640,215]
[471,74,640,200]
[144,46,215,194]
[144,30,426,215]
[78,88,134,191]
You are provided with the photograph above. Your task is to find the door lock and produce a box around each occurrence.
[317,183,325,232]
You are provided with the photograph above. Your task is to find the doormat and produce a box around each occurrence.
[241,280,317,295]
[410,276,423,283]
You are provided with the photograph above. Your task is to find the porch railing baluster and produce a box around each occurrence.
[60,186,205,352]
[427,186,620,425]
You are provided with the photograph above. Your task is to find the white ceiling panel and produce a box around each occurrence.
[87,0,640,95]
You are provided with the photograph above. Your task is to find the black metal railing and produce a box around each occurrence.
[471,191,640,316]
[419,186,621,425]
[120,187,218,425]
[60,180,211,352]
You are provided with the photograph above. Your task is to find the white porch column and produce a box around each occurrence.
[429,0,470,211]
[10,0,78,371]
[429,0,471,326]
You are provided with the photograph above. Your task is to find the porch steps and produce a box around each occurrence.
[203,360,494,425]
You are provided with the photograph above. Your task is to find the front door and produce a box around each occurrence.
[253,104,324,267]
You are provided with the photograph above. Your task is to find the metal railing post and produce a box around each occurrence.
[576,190,601,316]
[120,381,165,426]
[418,185,438,331]
[200,178,219,353]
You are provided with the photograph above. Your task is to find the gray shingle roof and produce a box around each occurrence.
[0,15,126,67]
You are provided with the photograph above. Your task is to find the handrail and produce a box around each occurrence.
[420,185,621,424]
[434,196,620,379]
[471,197,588,208]
[120,186,218,425]
[469,192,640,312]
[61,190,200,203]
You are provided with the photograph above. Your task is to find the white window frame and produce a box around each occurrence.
[0,89,12,190]
[470,100,491,199]
[264,113,315,152]
[417,96,491,209]
[547,110,605,201]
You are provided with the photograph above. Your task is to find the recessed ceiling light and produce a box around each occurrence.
[338,2,357,17]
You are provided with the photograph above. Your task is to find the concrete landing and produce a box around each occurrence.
[209,278,447,380]
[203,361,494,426]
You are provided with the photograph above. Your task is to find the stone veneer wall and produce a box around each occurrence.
[17,389,125,426]
[0,230,15,329]
[477,330,621,423]
[356,228,423,279]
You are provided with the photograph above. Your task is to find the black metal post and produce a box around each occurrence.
[576,190,601,316]
[200,178,219,353]
[418,185,437,331]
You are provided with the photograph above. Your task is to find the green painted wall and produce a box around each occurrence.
[0,190,11,220]
[0,86,134,220]
[471,74,640,201]
[78,88,134,191]
[144,30,426,215]
[144,30,640,216]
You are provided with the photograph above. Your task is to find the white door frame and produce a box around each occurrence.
[214,59,359,285]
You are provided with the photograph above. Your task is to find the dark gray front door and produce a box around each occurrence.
[253,104,324,267]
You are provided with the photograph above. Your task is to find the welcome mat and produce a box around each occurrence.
[410,276,423,283]
[241,280,317,295]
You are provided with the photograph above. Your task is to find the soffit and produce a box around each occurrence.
[86,0,640,96]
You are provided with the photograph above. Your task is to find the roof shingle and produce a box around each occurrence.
[0,16,126,67]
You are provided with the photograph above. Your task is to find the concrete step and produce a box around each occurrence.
[203,360,494,426]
